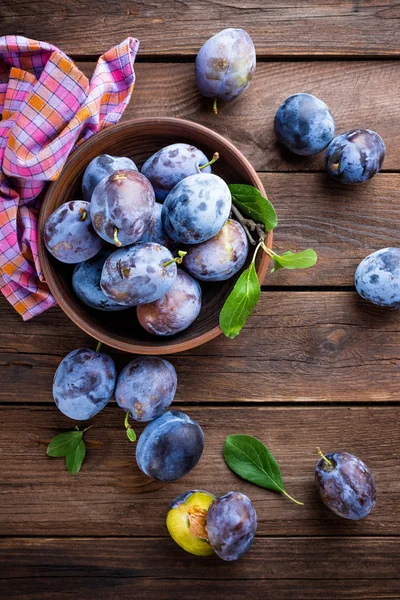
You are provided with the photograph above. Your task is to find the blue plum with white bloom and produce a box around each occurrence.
[82,154,138,201]
[162,173,231,244]
[72,250,127,311]
[115,357,177,422]
[100,243,177,306]
[325,129,385,184]
[274,93,335,156]
[315,451,377,520]
[355,247,400,308]
[136,410,204,482]
[207,491,257,561]
[195,28,256,113]
[53,348,116,420]
[141,143,212,202]
[141,202,175,249]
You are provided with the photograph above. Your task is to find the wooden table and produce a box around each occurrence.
[1,3,400,598]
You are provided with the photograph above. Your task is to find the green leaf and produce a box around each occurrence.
[229,184,278,231]
[65,440,86,474]
[271,249,317,273]
[220,262,261,339]
[224,435,304,505]
[47,431,83,457]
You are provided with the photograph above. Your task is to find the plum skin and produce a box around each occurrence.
[355,248,400,308]
[184,219,248,281]
[44,200,104,264]
[207,491,257,561]
[90,169,155,246]
[274,93,335,156]
[141,202,175,250]
[315,451,377,520]
[135,410,204,482]
[101,243,177,306]
[137,269,202,336]
[167,490,215,556]
[141,143,212,202]
[72,250,128,311]
[115,357,177,422]
[82,154,138,201]
[325,129,385,184]
[162,173,231,244]
[53,348,116,420]
[195,28,256,104]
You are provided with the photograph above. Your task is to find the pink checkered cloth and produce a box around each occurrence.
[0,35,139,320]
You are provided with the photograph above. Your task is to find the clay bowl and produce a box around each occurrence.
[39,117,272,354]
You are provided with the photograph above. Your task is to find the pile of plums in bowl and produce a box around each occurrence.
[39,118,270,354]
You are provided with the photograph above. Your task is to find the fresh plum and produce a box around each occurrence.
[325,129,385,184]
[141,202,175,249]
[82,154,137,201]
[355,247,400,308]
[167,490,215,556]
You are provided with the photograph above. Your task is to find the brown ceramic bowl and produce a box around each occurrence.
[39,118,272,354]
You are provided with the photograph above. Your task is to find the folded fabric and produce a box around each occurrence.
[0,35,139,320]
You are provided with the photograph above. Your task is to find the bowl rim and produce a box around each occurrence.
[39,117,273,354]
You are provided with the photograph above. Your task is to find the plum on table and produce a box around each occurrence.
[315,448,377,520]
[53,348,116,420]
[82,154,137,201]
[183,218,248,281]
[44,200,104,264]
[355,247,400,308]
[167,490,215,556]
[100,242,178,306]
[161,173,231,244]
[116,357,177,422]
[274,93,335,156]
[196,28,256,114]
[136,410,204,482]
[90,169,155,247]
[141,143,215,201]
[137,269,202,336]
[325,129,385,184]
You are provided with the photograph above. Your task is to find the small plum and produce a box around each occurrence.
[274,93,335,156]
[325,129,385,184]
[136,410,204,482]
[355,248,400,308]
[207,492,257,561]
[53,348,116,420]
[184,219,248,281]
[116,357,177,422]
[137,269,202,336]
[167,490,215,556]
[44,200,104,264]
[141,143,213,201]
[161,173,231,244]
[82,154,138,201]
[100,243,178,306]
[90,169,155,247]
[315,449,377,520]
[72,250,128,311]
[196,28,256,114]
[141,202,175,249]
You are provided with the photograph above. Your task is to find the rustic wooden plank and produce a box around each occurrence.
[1,1,400,57]
[78,61,400,173]
[0,406,398,536]
[1,577,399,600]
[2,292,400,403]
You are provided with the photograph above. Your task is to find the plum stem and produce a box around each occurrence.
[113,226,122,248]
[95,341,102,353]
[82,425,93,434]
[124,411,137,443]
[213,97,218,115]
[79,208,87,221]
[231,204,266,246]
[316,447,333,467]
[163,250,187,268]
[199,152,220,170]
[282,490,304,506]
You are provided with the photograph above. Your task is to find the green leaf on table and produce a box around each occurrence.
[219,262,261,339]
[66,440,86,474]
[224,434,304,505]
[47,430,83,457]
[229,184,278,231]
[271,248,317,273]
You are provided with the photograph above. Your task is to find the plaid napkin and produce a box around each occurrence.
[0,35,139,320]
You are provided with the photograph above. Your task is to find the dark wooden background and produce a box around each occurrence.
[1,2,400,598]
